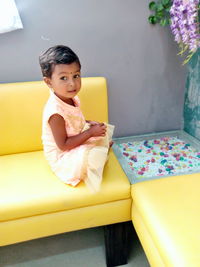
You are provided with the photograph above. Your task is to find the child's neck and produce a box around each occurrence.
[66,98,75,106]
[54,92,75,106]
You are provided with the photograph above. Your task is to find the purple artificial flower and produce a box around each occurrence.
[170,0,200,62]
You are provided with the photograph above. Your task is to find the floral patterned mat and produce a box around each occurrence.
[113,133,200,184]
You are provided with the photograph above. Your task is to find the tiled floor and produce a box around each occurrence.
[0,225,150,267]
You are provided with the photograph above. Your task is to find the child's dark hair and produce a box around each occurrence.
[39,45,81,78]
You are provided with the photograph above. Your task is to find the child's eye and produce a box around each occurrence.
[74,74,80,79]
[60,76,67,80]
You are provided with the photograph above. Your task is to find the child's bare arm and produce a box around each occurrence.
[49,114,106,151]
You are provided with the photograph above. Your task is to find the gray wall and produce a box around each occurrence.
[0,0,186,137]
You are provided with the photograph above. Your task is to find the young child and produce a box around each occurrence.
[39,45,114,191]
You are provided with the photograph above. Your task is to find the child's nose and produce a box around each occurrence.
[69,79,74,86]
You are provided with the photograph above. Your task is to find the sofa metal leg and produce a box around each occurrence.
[104,221,131,267]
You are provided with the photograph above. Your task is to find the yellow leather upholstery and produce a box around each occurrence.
[0,77,131,246]
[1,199,131,246]
[131,174,200,266]
[0,77,108,156]
[0,150,130,222]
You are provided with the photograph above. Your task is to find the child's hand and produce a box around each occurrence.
[86,120,99,126]
[88,123,107,137]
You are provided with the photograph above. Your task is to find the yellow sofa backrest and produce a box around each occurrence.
[0,77,108,156]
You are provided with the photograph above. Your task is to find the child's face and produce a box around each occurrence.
[44,62,81,103]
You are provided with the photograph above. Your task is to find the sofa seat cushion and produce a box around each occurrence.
[131,174,200,266]
[0,149,130,222]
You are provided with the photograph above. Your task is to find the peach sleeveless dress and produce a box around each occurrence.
[42,90,114,191]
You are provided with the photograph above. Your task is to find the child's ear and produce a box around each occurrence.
[43,77,52,88]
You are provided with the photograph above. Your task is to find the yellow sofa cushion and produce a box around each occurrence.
[0,150,130,222]
[0,199,131,246]
[131,174,200,266]
[0,77,108,156]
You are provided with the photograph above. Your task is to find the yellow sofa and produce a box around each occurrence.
[0,77,131,267]
[132,173,200,267]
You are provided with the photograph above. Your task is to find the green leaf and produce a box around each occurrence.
[156,10,164,18]
[147,0,172,26]
[160,18,167,26]
[149,1,156,11]
[166,18,171,25]
[182,52,195,65]
[156,3,164,11]
[165,7,171,12]
[177,44,188,56]
[148,15,157,24]
[162,0,172,10]
[162,0,170,6]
